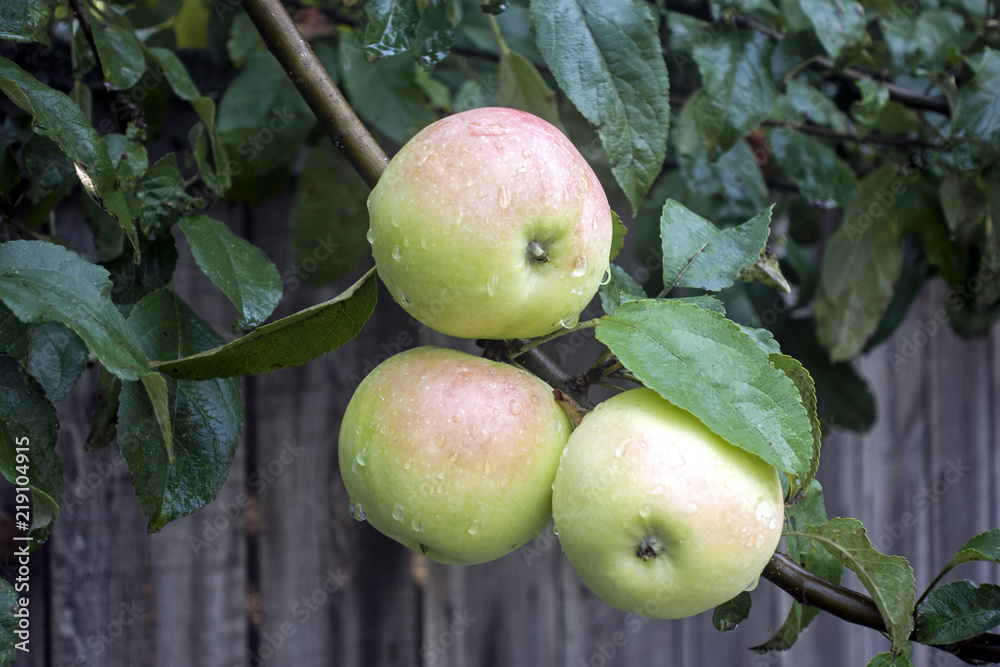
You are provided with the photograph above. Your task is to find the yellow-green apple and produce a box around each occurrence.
[366,106,613,340]
[338,346,572,565]
[552,388,783,619]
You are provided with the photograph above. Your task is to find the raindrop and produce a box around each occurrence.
[349,502,366,521]
[365,229,374,244]
[768,515,779,530]
[689,502,699,512]
[559,316,579,329]
[614,438,631,458]
[522,148,532,158]
[436,471,445,480]
[509,399,522,415]
[399,293,412,307]
[552,525,559,537]
[745,579,759,592]
[650,484,666,495]
[354,449,367,467]
[449,451,459,462]
[486,275,499,296]
[451,413,463,424]
[600,268,612,286]
[755,499,773,522]
[639,503,652,518]
[467,520,480,535]
[435,433,448,447]
[411,518,423,532]
[571,256,588,278]
[530,394,540,406]
[497,185,512,210]
[483,460,492,476]
[392,245,402,260]
[392,504,404,521]
[366,197,373,211]
[403,458,413,470]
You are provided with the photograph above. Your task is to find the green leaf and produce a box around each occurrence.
[754,479,842,652]
[661,201,772,292]
[769,353,821,497]
[789,517,915,653]
[770,30,824,84]
[155,268,377,380]
[101,234,179,315]
[338,27,437,146]
[947,529,1000,570]
[120,289,243,532]
[0,579,19,663]
[595,299,813,477]
[852,80,890,127]
[0,0,57,44]
[738,246,791,293]
[132,153,193,237]
[767,128,859,209]
[916,580,1000,644]
[739,325,780,354]
[87,7,146,90]
[713,591,752,632]
[599,264,645,315]
[140,371,174,465]
[364,0,456,68]
[609,209,626,263]
[0,56,139,260]
[0,241,149,380]
[0,354,62,543]
[815,166,904,362]
[178,215,282,331]
[954,49,1000,165]
[22,135,77,191]
[146,46,202,101]
[692,27,776,157]
[103,132,148,188]
[797,0,867,59]
[290,141,371,285]
[24,323,89,402]
[86,367,121,451]
[216,51,316,181]
[530,0,670,211]
[867,652,913,667]
[497,48,562,129]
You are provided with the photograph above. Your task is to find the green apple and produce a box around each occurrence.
[367,106,613,340]
[552,388,784,619]
[338,346,572,565]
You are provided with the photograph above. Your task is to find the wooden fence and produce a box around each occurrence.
[6,156,1000,667]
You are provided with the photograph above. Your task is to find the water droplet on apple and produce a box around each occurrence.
[449,451,458,462]
[403,238,410,248]
[436,471,445,480]
[688,502,698,512]
[420,237,429,249]
[403,458,413,470]
[483,460,492,476]
[365,228,374,244]
[530,394,540,405]
[392,504,404,521]
[366,197,373,211]
[580,174,590,193]
[600,268,612,285]
[467,520,479,535]
[398,293,412,306]
[614,438,631,458]
[486,275,499,296]
[650,484,666,495]
[509,399,522,415]
[745,579,759,592]
[755,498,773,521]
[392,245,402,260]
[552,525,559,537]
[522,148,532,158]
[411,518,423,532]
[355,449,367,466]
[571,256,587,277]
[639,503,652,518]
[349,502,366,521]
[497,185,512,210]
[768,514,779,530]
[435,433,448,447]
[451,413,463,424]
[354,426,362,435]
[559,316,579,329]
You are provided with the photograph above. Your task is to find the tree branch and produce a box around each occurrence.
[244,1,999,662]
[241,0,388,188]
[763,553,1000,664]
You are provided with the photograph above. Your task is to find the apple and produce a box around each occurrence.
[551,388,784,619]
[366,106,613,340]
[338,345,572,565]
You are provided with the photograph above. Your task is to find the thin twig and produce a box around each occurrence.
[241,0,389,188]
